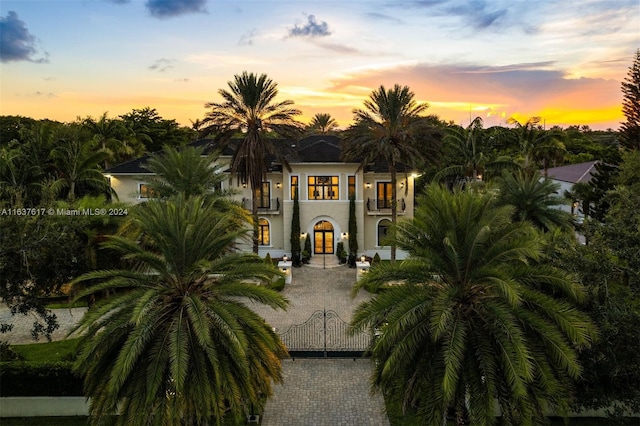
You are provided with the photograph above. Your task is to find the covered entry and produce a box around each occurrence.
[313,220,334,254]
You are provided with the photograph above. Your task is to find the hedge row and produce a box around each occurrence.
[0,362,84,396]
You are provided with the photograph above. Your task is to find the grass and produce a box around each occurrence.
[45,300,88,309]
[10,338,80,362]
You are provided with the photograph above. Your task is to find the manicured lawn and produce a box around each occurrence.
[10,338,80,362]
[45,300,88,309]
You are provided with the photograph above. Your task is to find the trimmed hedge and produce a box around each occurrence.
[0,362,83,396]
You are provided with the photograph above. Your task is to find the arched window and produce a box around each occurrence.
[258,218,270,246]
[377,219,392,247]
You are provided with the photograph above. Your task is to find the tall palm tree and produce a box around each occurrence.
[342,84,429,262]
[351,185,596,425]
[50,137,111,201]
[495,170,574,232]
[306,113,339,134]
[71,195,288,426]
[203,71,302,253]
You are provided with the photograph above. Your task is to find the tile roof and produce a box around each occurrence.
[104,135,412,175]
[545,161,599,184]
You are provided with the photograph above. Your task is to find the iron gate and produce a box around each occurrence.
[277,309,371,357]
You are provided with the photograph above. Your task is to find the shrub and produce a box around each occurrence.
[373,253,381,264]
[264,253,272,265]
[267,276,286,292]
[0,362,83,396]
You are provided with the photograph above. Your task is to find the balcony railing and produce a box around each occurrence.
[366,198,406,215]
[242,197,281,214]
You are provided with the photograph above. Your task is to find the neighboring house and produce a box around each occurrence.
[545,160,599,219]
[104,135,417,260]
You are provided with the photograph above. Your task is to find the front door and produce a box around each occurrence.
[313,220,334,254]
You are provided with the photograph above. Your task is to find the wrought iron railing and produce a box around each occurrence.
[241,197,280,213]
[366,198,406,213]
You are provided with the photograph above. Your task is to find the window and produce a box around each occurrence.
[308,176,339,200]
[348,176,356,198]
[291,175,299,200]
[139,183,155,199]
[377,219,391,246]
[258,218,270,245]
[254,182,271,209]
[377,182,393,209]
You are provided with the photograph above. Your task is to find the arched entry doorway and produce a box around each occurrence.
[314,220,334,254]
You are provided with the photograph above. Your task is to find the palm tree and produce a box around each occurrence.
[342,84,428,262]
[203,71,302,253]
[50,137,111,201]
[71,195,288,426]
[306,113,339,134]
[495,170,574,232]
[435,117,517,184]
[351,185,596,425]
[83,112,127,169]
[143,144,249,229]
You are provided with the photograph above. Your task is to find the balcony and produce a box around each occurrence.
[242,197,281,214]
[366,198,406,215]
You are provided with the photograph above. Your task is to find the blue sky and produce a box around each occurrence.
[1,0,638,129]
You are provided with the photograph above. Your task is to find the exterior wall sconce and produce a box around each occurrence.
[365,183,371,189]
[360,255,366,262]
[242,183,247,188]
[276,182,281,188]
[283,255,288,262]
[341,232,348,239]
[400,182,405,188]
[300,233,308,239]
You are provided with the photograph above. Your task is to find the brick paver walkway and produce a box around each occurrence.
[261,358,389,426]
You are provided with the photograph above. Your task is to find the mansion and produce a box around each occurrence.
[105,135,417,260]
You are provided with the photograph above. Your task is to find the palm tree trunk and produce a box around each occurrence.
[252,190,259,254]
[390,167,397,263]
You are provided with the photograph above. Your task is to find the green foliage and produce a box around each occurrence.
[336,242,347,262]
[372,252,381,264]
[304,233,312,258]
[351,185,596,425]
[620,49,640,150]
[348,194,358,267]
[71,195,288,425]
[118,107,194,152]
[0,362,83,396]
[495,170,574,232]
[290,188,302,266]
[306,113,339,134]
[264,252,272,265]
[268,276,286,292]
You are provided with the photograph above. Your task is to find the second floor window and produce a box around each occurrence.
[377,182,393,209]
[308,176,339,200]
[348,176,356,198]
[291,175,299,200]
[254,182,270,209]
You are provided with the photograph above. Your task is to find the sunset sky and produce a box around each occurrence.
[1,0,638,130]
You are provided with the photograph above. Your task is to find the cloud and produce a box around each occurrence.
[315,42,359,55]
[146,0,207,18]
[238,29,257,46]
[105,0,130,4]
[364,12,404,24]
[33,91,56,98]
[326,61,621,128]
[148,58,176,72]
[0,11,49,63]
[174,78,190,83]
[288,15,331,38]
[447,0,508,29]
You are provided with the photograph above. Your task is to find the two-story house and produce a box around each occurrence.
[104,135,417,260]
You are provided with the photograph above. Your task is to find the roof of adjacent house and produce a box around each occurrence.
[545,161,599,184]
[104,134,412,175]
